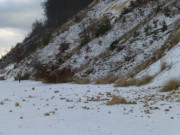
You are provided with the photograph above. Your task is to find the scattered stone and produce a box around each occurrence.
[144,110,151,114]
[54,91,59,93]
[4,98,10,101]
[84,101,89,103]
[165,109,169,112]
[78,98,81,102]
[0,101,4,105]
[68,106,74,109]
[15,102,20,107]
[82,106,90,110]
[44,113,50,116]
[28,95,34,98]
[106,92,112,97]
[87,90,91,92]
[60,97,66,100]
[154,107,160,110]
[66,99,73,102]
[49,111,55,115]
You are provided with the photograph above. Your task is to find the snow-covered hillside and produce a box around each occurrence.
[1,0,180,87]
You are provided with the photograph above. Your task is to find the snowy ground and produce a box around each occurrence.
[0,80,180,135]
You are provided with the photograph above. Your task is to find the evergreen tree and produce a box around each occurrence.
[42,0,93,28]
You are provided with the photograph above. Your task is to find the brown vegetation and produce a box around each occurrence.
[115,75,154,87]
[106,95,137,105]
[59,42,70,53]
[32,57,74,83]
[95,76,117,84]
[160,59,167,71]
[160,79,180,92]
[74,77,91,84]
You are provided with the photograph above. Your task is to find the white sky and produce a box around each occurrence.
[0,0,44,56]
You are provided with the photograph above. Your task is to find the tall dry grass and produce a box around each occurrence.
[95,76,117,84]
[160,79,180,92]
[74,77,90,84]
[115,75,154,87]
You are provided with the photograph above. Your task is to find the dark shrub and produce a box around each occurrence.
[43,34,52,46]
[130,0,150,8]
[32,57,74,83]
[59,42,70,52]
[80,38,89,47]
[15,72,31,81]
[57,57,64,65]
[163,7,171,17]
[56,67,74,83]
[119,7,132,18]
[161,20,167,32]
[95,19,111,37]
[110,40,119,50]
[156,5,162,13]
[144,25,152,35]
[133,31,140,38]
[12,43,24,63]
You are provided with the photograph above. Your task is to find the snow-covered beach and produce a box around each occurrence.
[0,80,180,135]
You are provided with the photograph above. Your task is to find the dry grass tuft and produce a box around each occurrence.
[95,76,117,84]
[74,77,90,84]
[0,76,5,80]
[160,79,180,92]
[135,75,154,86]
[160,59,167,71]
[106,95,127,105]
[114,77,134,87]
[115,75,154,87]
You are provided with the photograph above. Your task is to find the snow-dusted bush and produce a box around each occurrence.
[163,7,171,17]
[95,19,111,37]
[59,42,70,53]
[119,7,132,19]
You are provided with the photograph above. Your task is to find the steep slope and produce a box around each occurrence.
[1,0,180,86]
